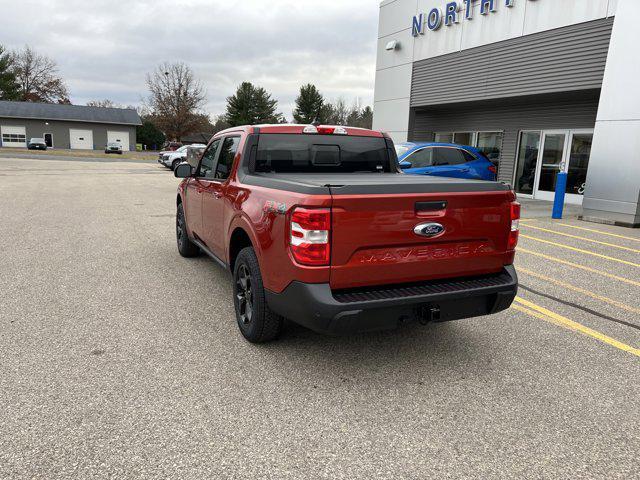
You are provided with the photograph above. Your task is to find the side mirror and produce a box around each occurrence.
[174,162,194,178]
[399,160,412,169]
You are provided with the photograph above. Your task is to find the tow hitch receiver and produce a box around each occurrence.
[418,304,441,325]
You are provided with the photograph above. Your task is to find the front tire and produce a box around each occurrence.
[171,159,180,171]
[176,203,199,257]
[233,247,283,343]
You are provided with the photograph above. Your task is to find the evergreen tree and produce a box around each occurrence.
[136,119,166,150]
[0,45,19,100]
[225,82,281,126]
[292,84,324,124]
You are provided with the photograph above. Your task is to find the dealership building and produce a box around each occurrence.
[374,0,640,226]
[0,101,141,151]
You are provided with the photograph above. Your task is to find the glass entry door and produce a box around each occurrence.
[533,130,593,205]
[535,131,566,201]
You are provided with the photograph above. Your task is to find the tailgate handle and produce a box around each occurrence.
[415,201,447,212]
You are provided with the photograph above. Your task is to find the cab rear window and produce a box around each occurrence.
[254,134,391,173]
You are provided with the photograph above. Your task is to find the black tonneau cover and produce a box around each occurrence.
[242,172,510,195]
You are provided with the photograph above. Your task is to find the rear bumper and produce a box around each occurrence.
[265,265,517,335]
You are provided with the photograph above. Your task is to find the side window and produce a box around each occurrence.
[407,148,433,168]
[433,147,466,166]
[215,136,241,180]
[460,149,477,162]
[198,139,221,178]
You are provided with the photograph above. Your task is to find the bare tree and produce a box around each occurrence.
[322,97,349,125]
[146,62,206,141]
[86,99,118,108]
[12,46,69,103]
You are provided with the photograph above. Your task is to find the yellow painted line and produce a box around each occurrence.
[521,224,640,253]
[520,234,640,268]
[513,297,640,358]
[556,222,640,243]
[517,247,640,287]
[518,267,640,315]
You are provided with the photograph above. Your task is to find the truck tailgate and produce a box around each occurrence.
[330,190,514,290]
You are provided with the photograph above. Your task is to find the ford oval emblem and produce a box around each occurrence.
[414,222,445,238]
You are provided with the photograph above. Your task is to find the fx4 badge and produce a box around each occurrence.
[263,201,286,215]
[414,222,445,238]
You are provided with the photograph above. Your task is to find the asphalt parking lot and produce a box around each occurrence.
[1,156,638,479]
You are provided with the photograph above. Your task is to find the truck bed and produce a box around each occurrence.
[242,172,510,195]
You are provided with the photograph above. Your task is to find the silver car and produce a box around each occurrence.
[105,142,123,154]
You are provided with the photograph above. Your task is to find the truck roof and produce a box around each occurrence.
[214,124,385,138]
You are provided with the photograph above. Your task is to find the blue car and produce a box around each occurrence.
[395,142,497,181]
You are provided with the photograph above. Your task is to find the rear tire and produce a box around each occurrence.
[233,247,283,343]
[176,203,200,257]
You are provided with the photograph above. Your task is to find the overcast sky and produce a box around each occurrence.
[3,0,380,119]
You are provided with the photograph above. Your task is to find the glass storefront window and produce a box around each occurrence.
[566,133,592,196]
[538,133,566,193]
[453,132,474,146]
[514,131,540,195]
[434,132,454,143]
[476,131,503,167]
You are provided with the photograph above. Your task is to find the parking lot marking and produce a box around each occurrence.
[521,224,640,253]
[520,234,640,268]
[555,223,640,243]
[513,297,640,358]
[517,248,640,287]
[519,284,640,331]
[518,267,640,316]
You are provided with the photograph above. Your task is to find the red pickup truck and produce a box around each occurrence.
[174,124,519,342]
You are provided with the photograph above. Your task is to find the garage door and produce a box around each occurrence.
[1,125,27,148]
[107,131,130,151]
[69,129,93,150]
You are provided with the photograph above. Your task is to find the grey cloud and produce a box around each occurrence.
[4,0,379,119]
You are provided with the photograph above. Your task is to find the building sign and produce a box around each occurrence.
[412,0,534,36]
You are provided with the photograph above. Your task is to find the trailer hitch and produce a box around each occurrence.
[417,304,441,325]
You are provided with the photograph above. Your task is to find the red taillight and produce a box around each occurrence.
[290,207,331,266]
[508,201,520,250]
[488,164,497,174]
[316,126,335,135]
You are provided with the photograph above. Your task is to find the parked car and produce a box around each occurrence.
[395,142,497,181]
[158,145,185,166]
[104,142,123,154]
[28,138,47,150]
[160,144,206,170]
[173,124,519,343]
[162,141,182,151]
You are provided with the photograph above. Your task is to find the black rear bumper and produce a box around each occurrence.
[265,265,518,335]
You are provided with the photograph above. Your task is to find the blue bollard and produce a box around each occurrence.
[552,171,568,219]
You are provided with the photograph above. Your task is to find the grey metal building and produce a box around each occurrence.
[0,101,141,151]
[408,18,612,191]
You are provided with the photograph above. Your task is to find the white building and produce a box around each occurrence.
[374,0,639,226]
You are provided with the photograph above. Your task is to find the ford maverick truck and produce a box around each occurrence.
[174,124,519,342]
